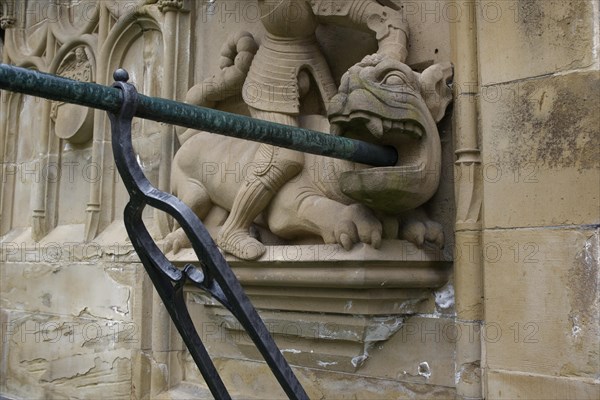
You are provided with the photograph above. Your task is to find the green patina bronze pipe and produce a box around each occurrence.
[0,63,398,167]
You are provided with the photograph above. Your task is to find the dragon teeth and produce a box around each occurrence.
[330,123,344,136]
[383,119,393,131]
[366,118,384,138]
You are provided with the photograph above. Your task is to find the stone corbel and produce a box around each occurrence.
[161,0,455,386]
[153,0,190,239]
[174,241,451,372]
[157,0,184,13]
[0,0,16,30]
[0,16,15,30]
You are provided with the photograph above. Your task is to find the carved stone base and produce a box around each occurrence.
[172,240,451,374]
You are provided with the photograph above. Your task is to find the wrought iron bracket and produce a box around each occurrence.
[108,69,309,400]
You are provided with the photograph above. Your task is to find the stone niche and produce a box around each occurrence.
[166,0,456,397]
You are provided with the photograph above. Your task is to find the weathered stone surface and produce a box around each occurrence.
[455,321,482,398]
[362,316,457,388]
[154,381,214,400]
[56,146,92,225]
[454,230,483,320]
[486,370,600,400]
[0,309,134,399]
[0,260,150,399]
[1,262,136,320]
[481,71,600,228]
[186,285,457,388]
[483,228,599,378]
[477,0,597,85]
[180,357,456,400]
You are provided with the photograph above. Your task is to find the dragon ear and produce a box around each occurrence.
[328,72,351,118]
[419,62,453,123]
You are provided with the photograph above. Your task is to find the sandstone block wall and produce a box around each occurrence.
[477,1,599,398]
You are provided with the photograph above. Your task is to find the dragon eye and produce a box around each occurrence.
[382,73,406,86]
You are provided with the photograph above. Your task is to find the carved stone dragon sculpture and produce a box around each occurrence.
[163,29,453,258]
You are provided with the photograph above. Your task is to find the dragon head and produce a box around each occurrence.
[328,54,453,214]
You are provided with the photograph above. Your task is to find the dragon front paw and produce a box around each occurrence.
[332,204,382,251]
[400,218,444,249]
[163,228,192,255]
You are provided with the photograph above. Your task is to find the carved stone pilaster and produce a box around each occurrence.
[84,203,101,242]
[31,209,46,241]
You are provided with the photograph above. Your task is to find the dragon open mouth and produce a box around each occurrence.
[329,112,436,214]
[330,111,426,169]
[330,112,424,140]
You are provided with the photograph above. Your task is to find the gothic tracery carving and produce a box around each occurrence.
[51,46,94,143]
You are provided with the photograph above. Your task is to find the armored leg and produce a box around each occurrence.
[217,109,304,260]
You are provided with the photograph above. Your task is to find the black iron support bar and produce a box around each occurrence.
[108,71,309,399]
[0,63,397,167]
